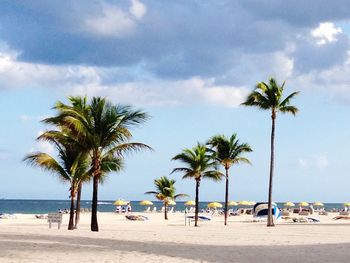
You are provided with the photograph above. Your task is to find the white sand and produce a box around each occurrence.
[1,212,350,262]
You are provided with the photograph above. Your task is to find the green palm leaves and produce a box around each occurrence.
[242,78,299,116]
[145,176,187,220]
[207,134,252,226]
[242,77,299,227]
[172,144,222,182]
[207,134,252,170]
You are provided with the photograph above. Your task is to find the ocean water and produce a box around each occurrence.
[0,199,346,214]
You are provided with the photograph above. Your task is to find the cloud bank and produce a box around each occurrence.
[0,1,350,106]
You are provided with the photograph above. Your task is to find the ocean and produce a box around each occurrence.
[0,199,346,214]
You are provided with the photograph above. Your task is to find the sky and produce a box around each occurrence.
[1,0,350,203]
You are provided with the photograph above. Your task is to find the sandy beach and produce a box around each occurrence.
[1,212,350,263]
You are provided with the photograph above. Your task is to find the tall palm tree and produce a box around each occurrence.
[172,144,222,227]
[242,77,299,226]
[207,134,252,226]
[24,139,90,230]
[145,176,187,220]
[44,96,151,232]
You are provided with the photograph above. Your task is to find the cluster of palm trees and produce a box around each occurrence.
[24,96,151,231]
[153,77,299,227]
[24,77,298,229]
[171,135,252,227]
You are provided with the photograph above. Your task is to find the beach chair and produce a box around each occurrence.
[161,207,165,213]
[169,207,174,213]
[152,207,157,213]
[144,207,151,213]
[339,211,350,216]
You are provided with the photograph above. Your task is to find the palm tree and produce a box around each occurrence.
[242,77,299,226]
[44,96,151,231]
[40,97,90,229]
[207,134,252,226]
[145,176,187,220]
[24,138,90,230]
[172,144,222,226]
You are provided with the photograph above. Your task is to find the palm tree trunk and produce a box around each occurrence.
[91,153,101,232]
[74,182,82,229]
[224,167,229,226]
[267,111,276,227]
[68,192,75,230]
[164,203,168,220]
[91,175,99,231]
[195,179,200,227]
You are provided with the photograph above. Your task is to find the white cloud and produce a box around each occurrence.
[0,150,10,161]
[19,115,48,122]
[0,47,249,108]
[0,48,101,90]
[298,158,308,168]
[84,0,147,37]
[85,5,135,37]
[29,131,55,155]
[129,0,147,20]
[316,153,329,168]
[311,22,342,45]
[69,77,249,108]
[298,153,329,170]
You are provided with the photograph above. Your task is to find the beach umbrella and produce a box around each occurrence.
[238,201,251,206]
[299,202,309,207]
[114,200,128,206]
[228,201,238,206]
[344,202,350,207]
[284,202,295,207]
[185,200,196,206]
[139,200,153,206]
[313,202,324,207]
[207,202,223,208]
[167,200,176,205]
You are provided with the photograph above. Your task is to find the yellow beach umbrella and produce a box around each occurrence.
[313,202,324,207]
[228,201,238,206]
[114,200,128,206]
[167,200,176,205]
[207,202,223,208]
[238,201,251,206]
[185,200,196,206]
[284,202,295,207]
[344,202,350,207]
[139,200,153,206]
[299,202,309,207]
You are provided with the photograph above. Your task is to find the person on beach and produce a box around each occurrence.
[127,204,132,212]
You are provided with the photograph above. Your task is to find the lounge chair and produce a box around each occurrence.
[339,211,350,216]
[152,207,157,213]
[125,215,148,221]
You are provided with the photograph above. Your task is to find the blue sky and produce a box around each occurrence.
[1,0,350,202]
